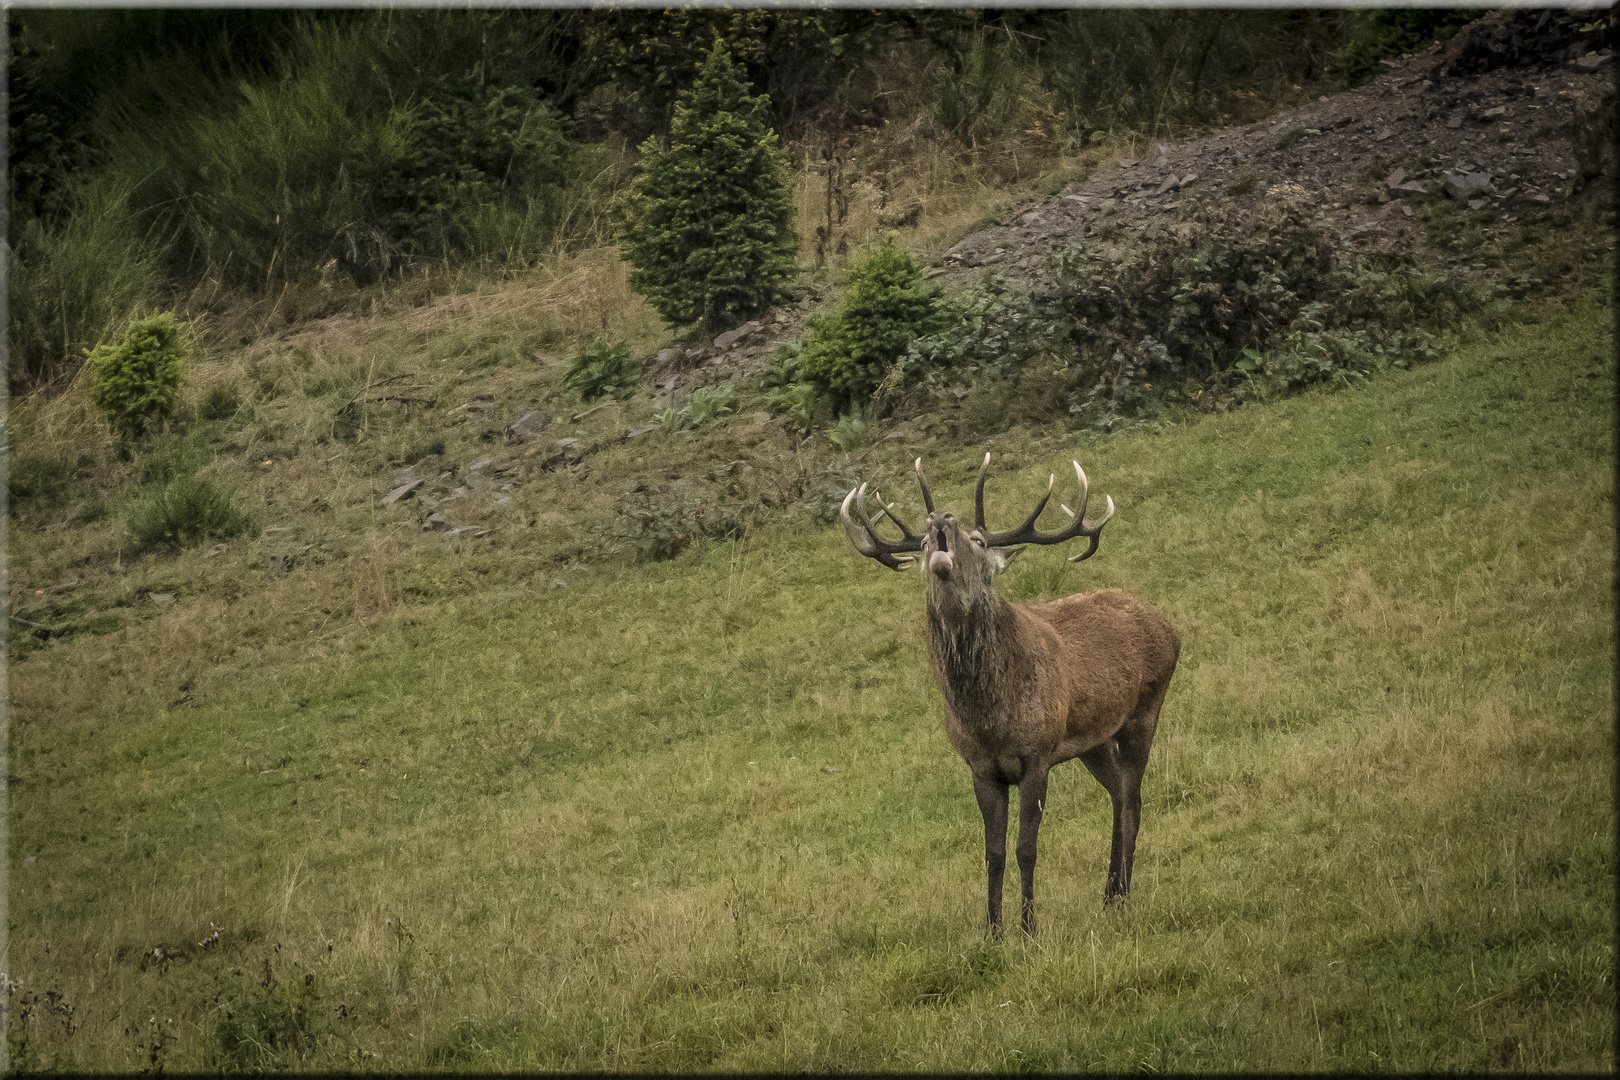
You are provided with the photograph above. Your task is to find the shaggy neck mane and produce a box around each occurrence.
[926,586,1016,719]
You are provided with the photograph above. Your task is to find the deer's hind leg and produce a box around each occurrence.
[1080,681,1169,902]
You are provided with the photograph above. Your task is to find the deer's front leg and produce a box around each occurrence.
[1016,767,1051,935]
[971,771,1010,936]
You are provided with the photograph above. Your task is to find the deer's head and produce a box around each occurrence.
[841,454,1115,612]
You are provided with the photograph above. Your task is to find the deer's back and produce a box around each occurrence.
[1023,588,1179,752]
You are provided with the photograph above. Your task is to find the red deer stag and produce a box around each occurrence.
[841,454,1179,935]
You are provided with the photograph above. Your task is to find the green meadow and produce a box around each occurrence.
[7,291,1612,1071]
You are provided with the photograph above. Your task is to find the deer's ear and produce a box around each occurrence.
[989,546,1026,573]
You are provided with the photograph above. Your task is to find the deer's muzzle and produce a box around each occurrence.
[929,521,954,577]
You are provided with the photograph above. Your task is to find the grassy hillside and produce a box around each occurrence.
[7,289,1612,1071]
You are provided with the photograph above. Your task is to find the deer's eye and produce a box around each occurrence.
[969,534,986,547]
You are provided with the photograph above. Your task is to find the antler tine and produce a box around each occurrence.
[840,482,923,572]
[914,457,936,515]
[869,489,921,542]
[1065,495,1115,562]
[974,452,991,531]
[981,459,1114,552]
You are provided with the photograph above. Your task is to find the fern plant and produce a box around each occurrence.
[563,342,639,402]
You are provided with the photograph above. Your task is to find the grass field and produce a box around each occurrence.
[6,291,1614,1071]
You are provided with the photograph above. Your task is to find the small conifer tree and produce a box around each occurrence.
[87,311,192,441]
[622,38,797,330]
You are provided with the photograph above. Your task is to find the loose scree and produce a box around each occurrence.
[841,454,1180,935]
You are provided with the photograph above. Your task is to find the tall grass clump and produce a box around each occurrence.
[1036,10,1347,139]
[96,17,578,291]
[929,27,1054,157]
[5,179,166,387]
[125,472,255,551]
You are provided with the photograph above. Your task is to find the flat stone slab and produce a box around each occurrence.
[382,479,422,504]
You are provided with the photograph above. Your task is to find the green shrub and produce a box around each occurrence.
[905,272,1046,385]
[563,342,638,402]
[126,473,254,550]
[621,38,797,330]
[198,385,246,423]
[86,311,192,441]
[1332,10,1486,88]
[798,238,946,412]
[930,28,1049,154]
[897,196,1465,428]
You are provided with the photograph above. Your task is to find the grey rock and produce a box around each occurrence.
[1443,169,1491,198]
[392,465,417,488]
[424,513,449,530]
[1446,115,1464,129]
[713,321,762,351]
[1386,168,1407,188]
[1480,105,1508,120]
[509,410,547,439]
[1573,53,1613,70]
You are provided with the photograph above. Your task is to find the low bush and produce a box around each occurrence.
[126,473,254,550]
[609,462,768,561]
[86,311,192,441]
[903,194,1466,430]
[684,382,736,426]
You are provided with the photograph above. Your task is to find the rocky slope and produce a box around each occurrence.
[684,7,1616,388]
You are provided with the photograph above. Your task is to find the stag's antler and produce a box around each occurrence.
[839,473,925,572]
[975,452,1115,562]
